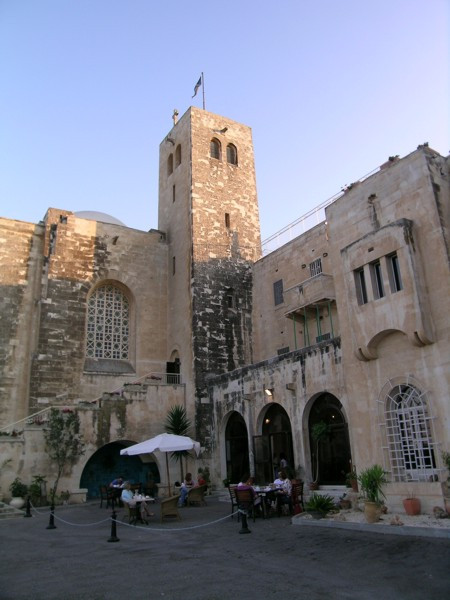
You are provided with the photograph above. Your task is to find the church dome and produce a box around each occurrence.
[74,211,126,226]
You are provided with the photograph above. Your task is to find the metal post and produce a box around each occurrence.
[238,508,251,534]
[24,495,32,518]
[46,503,57,529]
[107,508,120,542]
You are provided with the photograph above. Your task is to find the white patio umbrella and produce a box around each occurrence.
[120,433,201,495]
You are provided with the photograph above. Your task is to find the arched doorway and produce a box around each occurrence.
[308,394,351,485]
[80,441,160,498]
[254,404,294,484]
[225,412,249,484]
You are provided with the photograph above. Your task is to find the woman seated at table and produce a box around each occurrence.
[121,482,154,522]
[237,474,262,516]
[273,470,293,516]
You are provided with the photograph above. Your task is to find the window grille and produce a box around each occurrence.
[273,279,284,305]
[380,382,438,482]
[210,138,221,160]
[309,258,322,277]
[226,143,237,165]
[86,284,129,359]
[316,332,331,343]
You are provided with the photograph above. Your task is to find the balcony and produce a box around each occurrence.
[284,273,336,318]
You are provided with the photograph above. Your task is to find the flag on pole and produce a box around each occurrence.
[192,76,202,98]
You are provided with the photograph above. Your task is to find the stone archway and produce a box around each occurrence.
[225,412,249,484]
[80,441,160,498]
[254,404,294,484]
[308,394,351,485]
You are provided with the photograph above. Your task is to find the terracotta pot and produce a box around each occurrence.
[403,497,420,516]
[364,501,381,523]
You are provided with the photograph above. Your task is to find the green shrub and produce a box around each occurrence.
[306,493,335,514]
[9,477,28,497]
[358,464,386,504]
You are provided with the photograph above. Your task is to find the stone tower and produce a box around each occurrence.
[158,107,262,448]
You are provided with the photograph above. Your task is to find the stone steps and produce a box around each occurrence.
[0,501,25,520]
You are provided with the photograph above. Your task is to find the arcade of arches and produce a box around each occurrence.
[224,396,351,486]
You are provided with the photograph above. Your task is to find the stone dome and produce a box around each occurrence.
[74,211,126,226]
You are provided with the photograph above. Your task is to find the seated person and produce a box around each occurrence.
[121,482,154,522]
[178,473,195,507]
[109,476,124,488]
[236,474,261,516]
[197,473,207,487]
[274,470,293,516]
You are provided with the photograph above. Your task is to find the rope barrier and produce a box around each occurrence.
[114,511,235,532]
[29,501,111,527]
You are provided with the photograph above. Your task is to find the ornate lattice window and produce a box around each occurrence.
[86,284,129,359]
[379,378,438,482]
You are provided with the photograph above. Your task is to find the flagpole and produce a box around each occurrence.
[201,72,205,110]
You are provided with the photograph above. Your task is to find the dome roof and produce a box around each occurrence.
[74,211,126,226]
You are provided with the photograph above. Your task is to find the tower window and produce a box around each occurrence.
[225,213,230,229]
[354,267,368,305]
[273,279,284,306]
[370,260,385,299]
[175,144,181,167]
[167,154,173,176]
[210,138,221,160]
[387,252,403,292]
[172,185,176,203]
[86,283,129,360]
[225,288,235,309]
[226,144,238,165]
[172,256,176,275]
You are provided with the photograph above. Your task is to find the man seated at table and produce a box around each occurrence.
[121,482,154,523]
[237,474,262,516]
[178,472,195,507]
[273,470,294,516]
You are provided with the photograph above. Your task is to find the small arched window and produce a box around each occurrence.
[86,283,129,360]
[210,138,221,160]
[226,143,238,165]
[167,154,173,176]
[175,145,181,167]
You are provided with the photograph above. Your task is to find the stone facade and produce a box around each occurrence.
[0,110,449,512]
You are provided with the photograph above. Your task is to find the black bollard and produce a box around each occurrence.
[24,496,32,518]
[46,503,57,529]
[238,508,251,534]
[107,508,120,542]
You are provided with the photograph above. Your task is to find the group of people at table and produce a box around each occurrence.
[236,469,294,518]
[109,471,207,521]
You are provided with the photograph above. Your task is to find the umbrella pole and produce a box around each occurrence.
[166,453,171,496]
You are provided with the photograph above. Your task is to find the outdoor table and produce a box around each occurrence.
[133,494,156,523]
[252,486,283,519]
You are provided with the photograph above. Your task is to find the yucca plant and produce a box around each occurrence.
[358,464,387,505]
[164,405,192,481]
[306,493,335,515]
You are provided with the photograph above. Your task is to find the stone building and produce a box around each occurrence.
[0,108,449,512]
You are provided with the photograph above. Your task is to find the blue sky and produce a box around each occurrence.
[0,0,448,241]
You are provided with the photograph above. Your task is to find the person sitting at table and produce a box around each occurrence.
[178,472,195,507]
[109,476,124,488]
[237,474,262,516]
[274,470,293,516]
[197,472,207,487]
[121,482,154,522]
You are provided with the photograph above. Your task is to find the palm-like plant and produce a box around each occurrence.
[164,405,192,481]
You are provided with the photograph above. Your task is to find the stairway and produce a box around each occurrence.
[0,501,25,520]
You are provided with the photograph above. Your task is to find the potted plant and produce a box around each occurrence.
[345,466,358,492]
[403,493,420,516]
[305,493,335,519]
[358,464,386,523]
[310,421,329,489]
[28,474,47,507]
[9,477,28,509]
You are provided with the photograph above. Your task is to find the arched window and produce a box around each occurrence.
[175,145,181,167]
[226,143,237,165]
[210,138,221,160]
[86,283,129,360]
[383,383,437,482]
[167,154,173,175]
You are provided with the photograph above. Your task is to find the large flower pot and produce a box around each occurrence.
[364,501,381,523]
[9,497,25,509]
[403,497,420,516]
